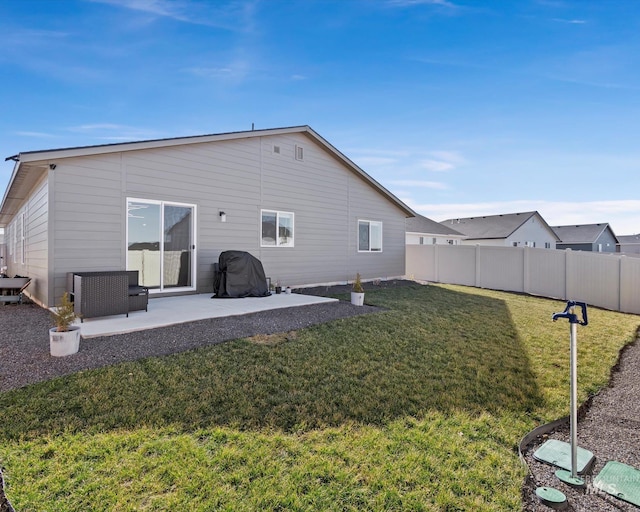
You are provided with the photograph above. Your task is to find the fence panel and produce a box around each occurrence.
[566,251,620,311]
[620,256,640,314]
[405,245,640,315]
[527,247,566,299]
[477,246,525,292]
[437,245,477,286]
[406,245,436,281]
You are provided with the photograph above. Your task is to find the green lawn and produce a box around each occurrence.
[1,283,637,511]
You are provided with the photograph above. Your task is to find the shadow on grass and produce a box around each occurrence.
[0,285,542,440]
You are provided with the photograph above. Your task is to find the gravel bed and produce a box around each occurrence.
[521,337,640,511]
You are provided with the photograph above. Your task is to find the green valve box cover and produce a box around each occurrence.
[593,460,640,507]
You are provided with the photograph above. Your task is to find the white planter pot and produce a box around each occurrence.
[351,292,365,306]
[49,326,81,357]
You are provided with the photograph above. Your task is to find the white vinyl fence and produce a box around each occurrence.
[406,245,640,315]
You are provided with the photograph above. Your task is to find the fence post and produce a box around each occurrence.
[523,246,530,294]
[564,249,572,300]
[475,244,481,287]
[618,255,624,311]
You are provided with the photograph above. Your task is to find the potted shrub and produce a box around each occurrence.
[351,273,365,306]
[49,292,81,357]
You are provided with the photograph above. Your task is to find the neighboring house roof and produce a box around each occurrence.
[1,125,416,225]
[618,234,640,244]
[406,214,465,237]
[551,223,619,244]
[440,211,559,240]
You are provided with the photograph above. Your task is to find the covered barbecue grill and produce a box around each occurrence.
[212,251,271,298]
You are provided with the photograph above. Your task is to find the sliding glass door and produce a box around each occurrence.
[127,199,196,291]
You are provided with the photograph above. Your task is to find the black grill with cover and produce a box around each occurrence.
[212,251,271,298]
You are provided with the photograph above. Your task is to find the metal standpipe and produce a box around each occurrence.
[552,300,588,487]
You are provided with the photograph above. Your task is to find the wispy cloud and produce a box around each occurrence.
[353,156,398,167]
[15,131,56,138]
[88,0,258,31]
[389,179,448,190]
[421,150,466,172]
[66,123,162,140]
[552,18,587,24]
[387,0,457,7]
[421,160,454,172]
[526,43,640,91]
[185,63,249,81]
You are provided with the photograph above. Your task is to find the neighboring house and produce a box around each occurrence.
[440,211,559,248]
[617,234,640,256]
[406,214,465,245]
[552,223,619,253]
[0,125,415,307]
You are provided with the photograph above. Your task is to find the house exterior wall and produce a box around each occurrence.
[41,132,407,304]
[594,229,617,252]
[406,232,463,245]
[504,216,557,248]
[618,238,640,255]
[461,238,507,247]
[3,174,49,306]
[556,243,590,252]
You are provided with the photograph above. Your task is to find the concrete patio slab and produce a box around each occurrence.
[77,292,338,338]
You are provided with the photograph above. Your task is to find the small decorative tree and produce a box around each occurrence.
[352,273,364,293]
[51,292,79,332]
[351,273,365,306]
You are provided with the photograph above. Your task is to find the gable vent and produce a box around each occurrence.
[273,145,281,154]
[295,145,304,161]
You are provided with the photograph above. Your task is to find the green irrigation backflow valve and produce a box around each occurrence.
[551,300,589,488]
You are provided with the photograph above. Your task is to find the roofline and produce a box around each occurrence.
[442,211,561,242]
[552,223,619,244]
[1,125,416,223]
[8,125,311,162]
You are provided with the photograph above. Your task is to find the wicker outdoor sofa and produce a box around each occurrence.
[67,270,149,321]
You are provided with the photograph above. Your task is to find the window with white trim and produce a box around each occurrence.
[295,145,304,161]
[19,212,25,264]
[358,220,382,252]
[261,210,294,247]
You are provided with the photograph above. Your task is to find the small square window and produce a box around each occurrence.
[261,210,294,247]
[358,220,382,252]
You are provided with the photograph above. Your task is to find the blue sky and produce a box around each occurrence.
[1,0,639,234]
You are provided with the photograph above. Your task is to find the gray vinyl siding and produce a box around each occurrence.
[4,174,49,306]
[557,243,592,252]
[594,229,617,252]
[51,154,125,303]
[45,132,407,303]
